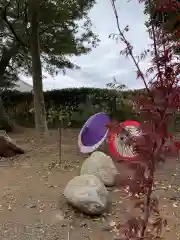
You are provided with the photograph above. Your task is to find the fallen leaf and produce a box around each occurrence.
[173,203,178,208]
[8,205,12,211]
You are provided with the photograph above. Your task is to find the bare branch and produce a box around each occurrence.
[147,0,163,84]
[109,0,150,92]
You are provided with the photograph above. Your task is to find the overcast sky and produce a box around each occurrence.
[23,0,152,90]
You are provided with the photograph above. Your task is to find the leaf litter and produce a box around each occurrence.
[0,129,179,239]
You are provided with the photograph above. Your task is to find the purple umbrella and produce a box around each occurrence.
[78,112,110,153]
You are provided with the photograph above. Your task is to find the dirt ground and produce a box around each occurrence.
[0,128,180,240]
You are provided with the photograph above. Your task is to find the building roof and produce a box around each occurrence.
[14,79,33,92]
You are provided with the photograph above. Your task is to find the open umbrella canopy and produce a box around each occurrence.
[108,120,142,161]
[78,112,110,153]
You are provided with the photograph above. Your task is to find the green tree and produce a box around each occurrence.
[0,40,21,131]
[28,0,48,135]
[0,0,99,76]
[0,0,99,131]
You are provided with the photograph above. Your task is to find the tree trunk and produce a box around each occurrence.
[0,96,17,132]
[29,0,48,136]
[0,42,21,132]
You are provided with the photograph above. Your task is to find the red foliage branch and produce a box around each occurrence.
[108,0,180,239]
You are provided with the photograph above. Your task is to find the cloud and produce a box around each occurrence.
[22,0,152,90]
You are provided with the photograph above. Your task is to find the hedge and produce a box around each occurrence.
[2,88,138,128]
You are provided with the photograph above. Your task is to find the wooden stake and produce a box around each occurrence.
[58,119,62,164]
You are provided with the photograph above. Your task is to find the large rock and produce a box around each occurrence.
[64,174,108,215]
[80,151,118,187]
[0,131,24,157]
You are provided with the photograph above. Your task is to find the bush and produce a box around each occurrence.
[2,88,137,128]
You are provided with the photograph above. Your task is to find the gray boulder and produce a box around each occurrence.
[64,174,108,215]
[80,151,118,186]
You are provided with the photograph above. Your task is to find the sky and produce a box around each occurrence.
[23,0,152,91]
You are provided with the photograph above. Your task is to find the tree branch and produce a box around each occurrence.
[148,0,163,84]
[2,3,28,48]
[0,42,20,77]
[110,0,150,92]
